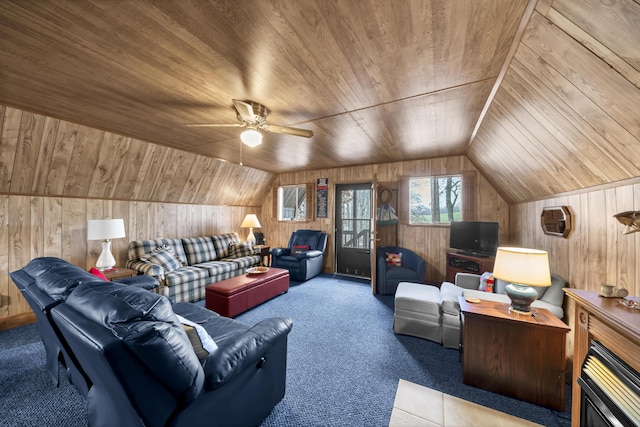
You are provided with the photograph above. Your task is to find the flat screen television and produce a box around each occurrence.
[449,221,499,257]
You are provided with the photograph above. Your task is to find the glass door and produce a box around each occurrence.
[335,183,372,278]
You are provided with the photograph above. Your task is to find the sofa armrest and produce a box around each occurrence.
[297,250,322,260]
[202,317,293,390]
[125,259,165,278]
[454,273,481,290]
[270,248,290,257]
[117,275,159,290]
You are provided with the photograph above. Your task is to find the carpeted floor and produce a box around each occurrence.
[0,274,571,426]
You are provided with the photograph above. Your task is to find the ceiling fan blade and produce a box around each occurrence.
[263,123,313,138]
[183,123,245,128]
[232,99,256,122]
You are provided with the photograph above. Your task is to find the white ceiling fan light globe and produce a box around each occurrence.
[240,129,263,147]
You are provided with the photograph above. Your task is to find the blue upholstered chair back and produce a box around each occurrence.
[287,229,328,252]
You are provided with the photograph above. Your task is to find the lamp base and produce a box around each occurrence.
[246,227,256,244]
[96,239,116,271]
[504,283,538,315]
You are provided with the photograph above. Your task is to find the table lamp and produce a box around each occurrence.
[241,214,261,244]
[492,247,551,314]
[87,218,126,271]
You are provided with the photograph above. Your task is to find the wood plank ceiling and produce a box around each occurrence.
[1,0,639,205]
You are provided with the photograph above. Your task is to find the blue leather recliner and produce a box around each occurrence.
[376,246,426,294]
[11,257,293,427]
[270,230,328,282]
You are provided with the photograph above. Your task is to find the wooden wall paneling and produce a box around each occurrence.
[164,203,178,239]
[613,185,634,291]
[112,137,148,200]
[514,44,639,181]
[61,198,87,268]
[29,196,44,260]
[551,0,640,73]
[586,191,607,293]
[32,116,60,194]
[87,132,125,198]
[112,200,130,268]
[605,188,619,288]
[0,195,8,316]
[10,111,46,194]
[0,107,21,192]
[524,13,640,141]
[64,125,104,197]
[8,196,31,315]
[46,120,79,195]
[635,184,640,297]
[137,144,171,202]
[43,197,62,257]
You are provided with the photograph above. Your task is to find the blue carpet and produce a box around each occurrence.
[0,274,571,426]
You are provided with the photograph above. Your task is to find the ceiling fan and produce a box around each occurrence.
[184,99,313,147]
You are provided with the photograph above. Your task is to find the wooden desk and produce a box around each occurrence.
[459,297,569,410]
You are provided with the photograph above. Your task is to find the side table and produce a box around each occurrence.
[254,245,271,266]
[459,296,569,410]
[102,267,137,281]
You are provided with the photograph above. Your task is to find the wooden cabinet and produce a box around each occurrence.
[564,289,640,427]
[459,297,569,410]
[445,252,495,283]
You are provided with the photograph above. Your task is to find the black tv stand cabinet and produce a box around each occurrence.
[446,252,495,283]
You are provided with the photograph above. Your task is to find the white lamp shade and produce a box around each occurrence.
[492,247,551,287]
[241,214,262,229]
[240,129,263,147]
[87,219,126,241]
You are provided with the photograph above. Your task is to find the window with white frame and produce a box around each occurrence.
[277,185,308,221]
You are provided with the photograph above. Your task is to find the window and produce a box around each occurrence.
[276,184,311,221]
[408,175,462,224]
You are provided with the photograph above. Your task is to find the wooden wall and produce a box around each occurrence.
[0,195,259,325]
[263,156,511,282]
[511,179,640,297]
[469,0,640,204]
[510,178,640,358]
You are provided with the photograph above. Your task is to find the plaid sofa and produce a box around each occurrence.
[125,233,261,303]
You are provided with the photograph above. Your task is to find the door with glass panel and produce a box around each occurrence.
[335,183,372,278]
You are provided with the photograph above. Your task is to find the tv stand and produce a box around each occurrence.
[446,252,495,283]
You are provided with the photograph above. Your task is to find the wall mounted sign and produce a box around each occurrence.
[316,178,329,218]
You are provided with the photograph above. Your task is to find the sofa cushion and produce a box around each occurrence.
[128,238,188,266]
[165,266,209,287]
[229,242,254,258]
[176,314,218,361]
[385,252,402,266]
[24,257,104,301]
[440,281,464,315]
[66,282,205,402]
[193,261,237,277]
[141,245,183,273]
[291,245,309,256]
[182,236,217,265]
[211,233,241,259]
[540,274,566,307]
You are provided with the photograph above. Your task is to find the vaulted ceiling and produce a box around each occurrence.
[1,0,639,205]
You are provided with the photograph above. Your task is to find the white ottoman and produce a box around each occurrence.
[393,282,442,344]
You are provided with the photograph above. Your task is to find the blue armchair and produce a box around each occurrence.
[270,230,328,282]
[376,246,426,294]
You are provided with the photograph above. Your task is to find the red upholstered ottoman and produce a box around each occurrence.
[205,267,290,317]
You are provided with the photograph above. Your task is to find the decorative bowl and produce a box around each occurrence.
[246,267,269,275]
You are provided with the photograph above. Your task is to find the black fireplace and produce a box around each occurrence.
[578,340,640,427]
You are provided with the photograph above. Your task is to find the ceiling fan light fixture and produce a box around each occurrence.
[240,128,263,147]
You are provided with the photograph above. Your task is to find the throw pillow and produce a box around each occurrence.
[385,252,402,267]
[291,245,310,255]
[479,271,494,292]
[88,267,109,281]
[230,242,254,258]
[176,314,218,361]
[141,245,183,273]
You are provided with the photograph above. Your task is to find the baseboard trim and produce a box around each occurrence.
[0,312,36,330]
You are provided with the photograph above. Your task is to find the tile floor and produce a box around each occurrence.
[389,379,543,427]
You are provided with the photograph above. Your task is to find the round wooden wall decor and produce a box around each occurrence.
[378,187,393,204]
